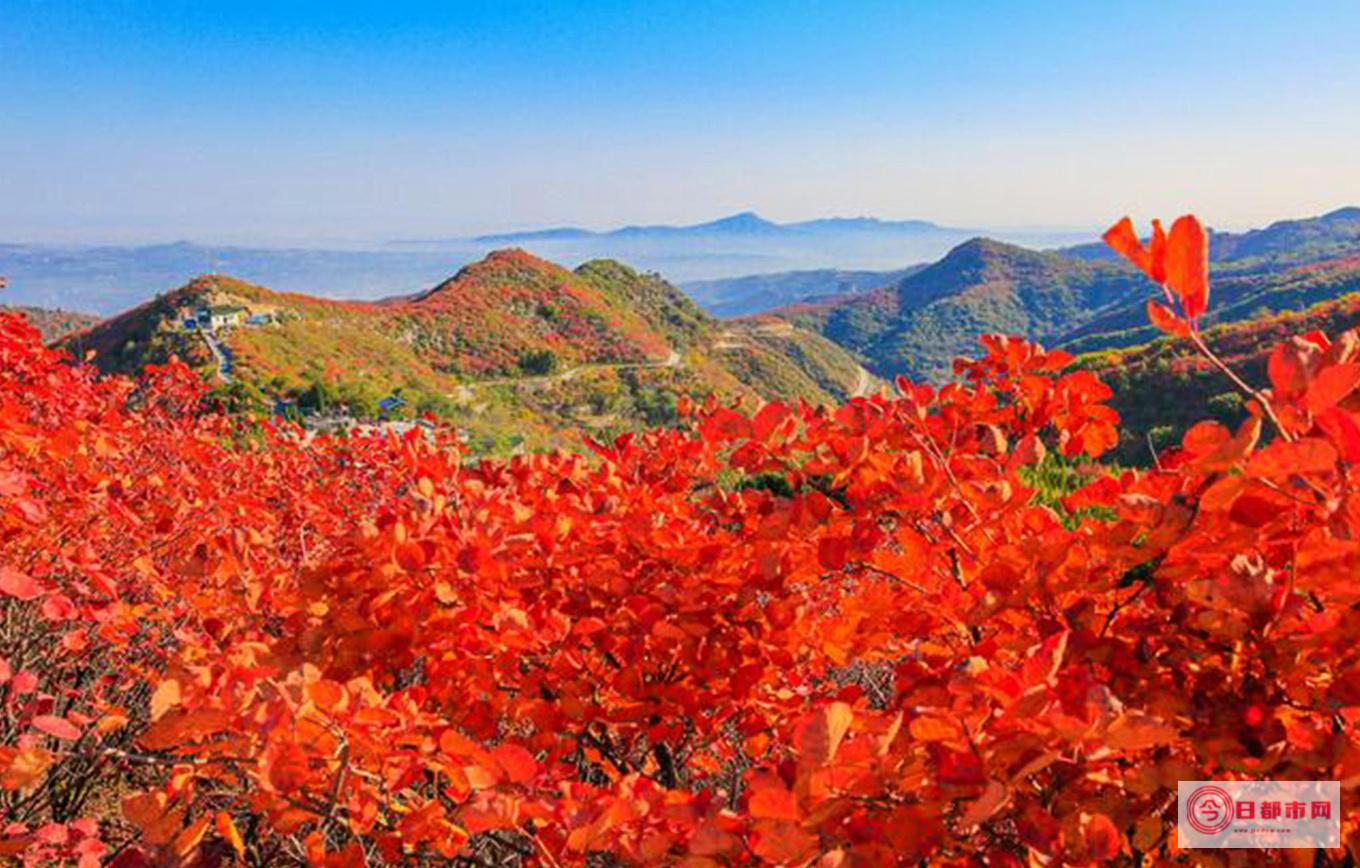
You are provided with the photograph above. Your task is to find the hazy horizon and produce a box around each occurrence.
[4,1,1359,246]
[0,208,1104,250]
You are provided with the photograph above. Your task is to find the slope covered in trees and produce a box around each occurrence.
[1081,287,1360,463]
[7,214,1360,865]
[1059,254,1360,353]
[0,305,97,341]
[62,251,872,451]
[1064,206,1360,267]
[681,266,923,318]
[774,208,1360,385]
[778,238,1148,381]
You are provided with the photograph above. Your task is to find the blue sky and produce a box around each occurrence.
[3,0,1359,243]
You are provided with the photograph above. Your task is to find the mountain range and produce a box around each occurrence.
[1079,283,1360,464]
[406,212,1088,288]
[1063,206,1360,266]
[12,204,1360,456]
[0,213,1087,315]
[469,212,952,243]
[765,206,1360,381]
[60,251,873,452]
[681,265,926,318]
[774,239,1149,382]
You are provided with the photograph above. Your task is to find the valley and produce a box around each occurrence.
[11,205,1360,458]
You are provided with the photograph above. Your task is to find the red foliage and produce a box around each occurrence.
[3,217,1360,865]
[1105,215,1210,332]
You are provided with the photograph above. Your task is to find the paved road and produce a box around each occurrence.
[199,329,233,383]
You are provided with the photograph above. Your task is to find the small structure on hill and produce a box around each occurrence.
[199,305,247,329]
[181,301,277,331]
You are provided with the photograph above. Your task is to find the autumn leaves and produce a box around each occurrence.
[4,212,1360,864]
[1104,215,1209,337]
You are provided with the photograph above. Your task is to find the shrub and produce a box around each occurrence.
[4,216,1360,865]
[518,348,558,376]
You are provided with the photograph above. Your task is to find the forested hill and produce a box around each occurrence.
[775,238,1147,381]
[61,250,875,452]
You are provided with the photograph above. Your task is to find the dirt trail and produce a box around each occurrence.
[851,365,873,397]
[459,349,681,393]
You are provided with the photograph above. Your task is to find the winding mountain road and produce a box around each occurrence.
[200,329,233,383]
[851,365,874,398]
[459,349,681,393]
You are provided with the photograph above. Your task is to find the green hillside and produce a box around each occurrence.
[64,251,873,452]
[1060,255,1360,353]
[1079,290,1360,464]
[778,238,1148,382]
[1,305,99,341]
[682,265,922,317]
[770,209,1360,385]
[1062,206,1360,267]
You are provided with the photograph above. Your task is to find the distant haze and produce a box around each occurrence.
[0,212,1088,313]
[2,1,1359,245]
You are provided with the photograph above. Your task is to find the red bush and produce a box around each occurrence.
[1,217,1359,865]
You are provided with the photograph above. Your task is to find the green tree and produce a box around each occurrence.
[518,349,559,376]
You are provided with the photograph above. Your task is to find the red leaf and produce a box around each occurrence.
[1317,407,1360,463]
[751,402,790,442]
[150,680,181,721]
[818,536,850,570]
[1247,438,1338,478]
[32,715,82,741]
[1102,217,1153,278]
[1146,299,1190,337]
[491,744,537,784]
[41,594,76,622]
[1164,216,1208,320]
[1148,219,1168,283]
[266,743,312,792]
[1305,362,1360,413]
[0,567,43,601]
[215,812,244,856]
[747,775,800,821]
[794,702,853,766]
[957,779,1009,830]
[750,820,819,864]
[1268,336,1322,400]
[1081,812,1125,861]
[0,471,28,497]
[1182,421,1229,456]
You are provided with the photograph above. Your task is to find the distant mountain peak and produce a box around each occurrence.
[788,216,942,233]
[479,247,556,268]
[413,248,565,305]
[474,226,595,243]
[935,236,1035,264]
[609,211,783,238]
[701,211,777,230]
[1322,206,1360,222]
[461,210,951,247]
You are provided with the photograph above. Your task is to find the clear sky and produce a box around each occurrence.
[3,0,1359,244]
